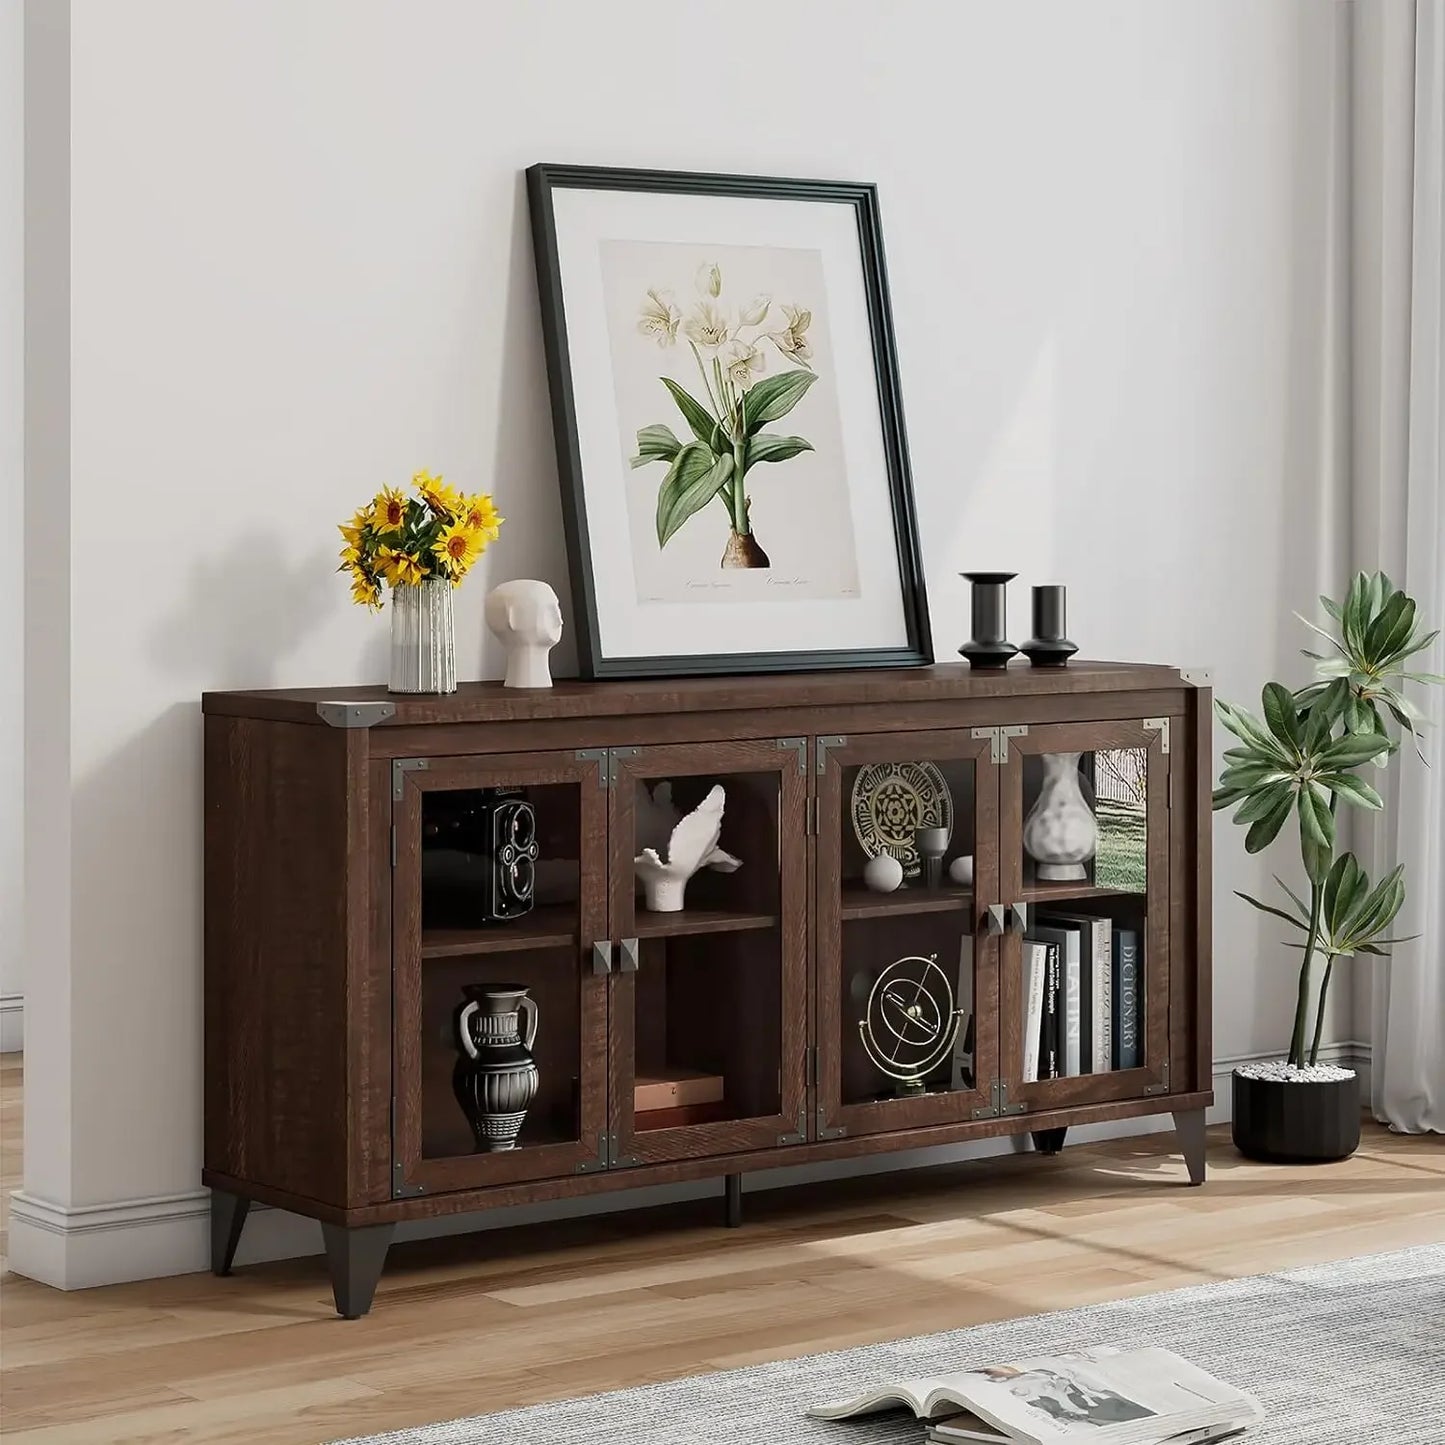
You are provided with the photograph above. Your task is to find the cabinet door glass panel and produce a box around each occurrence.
[1004,723,1168,1109]
[393,753,607,1194]
[611,743,806,1165]
[818,730,997,1139]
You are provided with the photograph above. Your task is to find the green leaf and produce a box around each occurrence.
[1274,873,1312,915]
[1317,732,1393,769]
[1297,784,1335,883]
[1244,788,1295,853]
[1343,572,1371,653]
[742,369,818,431]
[656,447,733,548]
[1319,595,1343,621]
[1261,682,1302,753]
[744,433,813,468]
[1322,772,1383,810]
[661,378,719,446]
[1232,780,1294,827]
[1235,890,1310,930]
[1213,784,1251,811]
[1323,853,1363,936]
[1301,677,1349,752]
[1214,700,1291,760]
[630,423,683,469]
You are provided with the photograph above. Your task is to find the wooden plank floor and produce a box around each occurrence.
[1,1051,1442,1444]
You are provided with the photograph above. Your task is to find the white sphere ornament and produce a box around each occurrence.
[863,855,905,893]
[485,579,563,689]
[948,854,975,887]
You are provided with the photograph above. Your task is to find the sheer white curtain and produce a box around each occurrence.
[1353,0,1444,1133]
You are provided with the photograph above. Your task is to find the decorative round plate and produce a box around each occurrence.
[850,762,953,874]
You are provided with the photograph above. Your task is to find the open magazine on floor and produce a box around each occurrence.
[807,1346,1263,1445]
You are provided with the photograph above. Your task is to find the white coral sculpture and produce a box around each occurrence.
[633,784,741,912]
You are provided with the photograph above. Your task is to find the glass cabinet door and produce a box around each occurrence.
[998,719,1171,1112]
[815,729,998,1139]
[608,741,808,1166]
[391,750,609,1195]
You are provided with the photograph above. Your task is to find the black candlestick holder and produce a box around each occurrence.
[958,572,1018,669]
[1021,584,1078,667]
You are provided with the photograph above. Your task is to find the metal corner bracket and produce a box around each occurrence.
[1178,667,1213,688]
[997,1080,1028,1116]
[575,1131,610,1173]
[1143,717,1171,755]
[391,1159,426,1197]
[816,1108,847,1140]
[575,748,608,787]
[776,736,807,773]
[778,1106,807,1146]
[972,725,1027,764]
[816,735,847,774]
[316,700,397,729]
[391,757,429,800]
[1142,1059,1172,1096]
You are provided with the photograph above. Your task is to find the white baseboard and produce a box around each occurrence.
[7,1041,1373,1290]
[0,993,21,1054]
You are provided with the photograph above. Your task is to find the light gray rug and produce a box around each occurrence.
[332,1245,1444,1444]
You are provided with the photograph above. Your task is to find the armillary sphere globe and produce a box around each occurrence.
[858,953,965,1092]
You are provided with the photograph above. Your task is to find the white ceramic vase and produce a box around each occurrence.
[1022,751,1097,881]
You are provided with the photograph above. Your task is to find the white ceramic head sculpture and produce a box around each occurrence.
[485,580,563,689]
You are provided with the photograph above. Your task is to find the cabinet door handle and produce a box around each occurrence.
[1009,902,1031,936]
[591,941,614,976]
[619,937,640,973]
[984,904,1008,936]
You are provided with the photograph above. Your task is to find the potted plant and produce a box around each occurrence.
[338,471,503,694]
[1213,572,1441,1162]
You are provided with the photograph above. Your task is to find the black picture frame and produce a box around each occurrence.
[526,163,932,680]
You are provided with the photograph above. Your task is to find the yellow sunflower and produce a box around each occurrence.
[432,521,481,580]
[415,470,464,518]
[338,543,362,569]
[460,491,503,542]
[373,486,409,534]
[338,505,373,548]
[377,546,427,588]
[348,567,382,611]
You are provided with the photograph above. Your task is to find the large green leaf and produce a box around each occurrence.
[1365,590,1414,664]
[661,378,719,446]
[743,369,818,431]
[1317,732,1393,769]
[1232,781,1293,827]
[630,423,683,470]
[1297,784,1335,883]
[656,447,734,548]
[1322,772,1383,811]
[1236,889,1309,931]
[1261,682,1302,753]
[1244,789,1295,853]
[744,433,814,468]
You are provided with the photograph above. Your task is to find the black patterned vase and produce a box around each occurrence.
[453,984,540,1152]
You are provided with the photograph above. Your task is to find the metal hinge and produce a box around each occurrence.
[971,725,1028,764]
[806,1044,818,1089]
[391,757,429,800]
[575,1130,609,1172]
[576,748,608,788]
[1143,1058,1172,1096]
[806,796,820,836]
[778,1106,807,1145]
[776,736,807,773]
[390,824,397,868]
[817,1107,847,1140]
[816,735,847,774]
[1143,717,1171,755]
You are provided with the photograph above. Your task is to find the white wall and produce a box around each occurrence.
[0,0,26,1052]
[14,0,1361,1285]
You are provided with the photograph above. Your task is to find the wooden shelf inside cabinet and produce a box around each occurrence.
[421,905,579,960]
[1019,882,1143,904]
[632,908,778,939]
[841,885,973,921]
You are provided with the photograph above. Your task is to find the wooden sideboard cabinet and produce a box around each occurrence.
[202,662,1213,1317]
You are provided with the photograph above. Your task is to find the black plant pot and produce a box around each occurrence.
[1231,1070,1361,1163]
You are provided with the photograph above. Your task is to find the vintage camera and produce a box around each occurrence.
[421,787,538,922]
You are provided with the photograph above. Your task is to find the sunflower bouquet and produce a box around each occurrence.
[339,471,503,610]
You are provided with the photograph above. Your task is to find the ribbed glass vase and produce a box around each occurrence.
[389,577,456,694]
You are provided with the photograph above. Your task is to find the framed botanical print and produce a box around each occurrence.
[526,164,932,679]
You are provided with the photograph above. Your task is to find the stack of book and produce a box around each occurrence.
[1021,914,1141,1081]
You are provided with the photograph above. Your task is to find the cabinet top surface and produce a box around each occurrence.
[202,660,1194,727]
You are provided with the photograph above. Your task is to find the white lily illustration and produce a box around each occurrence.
[694,261,722,297]
[683,299,731,351]
[637,288,680,347]
[769,303,814,367]
[719,336,766,392]
[738,293,772,327]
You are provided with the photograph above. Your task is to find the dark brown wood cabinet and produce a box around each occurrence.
[203,662,1213,1317]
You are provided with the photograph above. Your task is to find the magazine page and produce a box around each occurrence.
[947,1347,1260,1445]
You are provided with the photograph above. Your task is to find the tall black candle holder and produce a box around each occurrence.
[1021,584,1078,667]
[958,572,1018,669]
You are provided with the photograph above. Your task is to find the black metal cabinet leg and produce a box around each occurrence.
[724,1173,743,1228]
[1031,1127,1068,1156]
[210,1190,250,1276]
[321,1222,395,1319]
[1173,1107,1207,1185]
